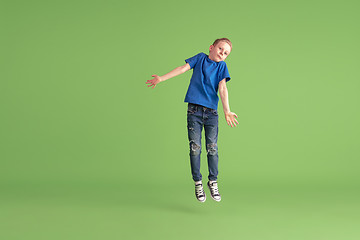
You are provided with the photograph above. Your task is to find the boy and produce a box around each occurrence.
[146,38,238,202]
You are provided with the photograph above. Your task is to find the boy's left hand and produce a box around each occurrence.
[225,112,239,127]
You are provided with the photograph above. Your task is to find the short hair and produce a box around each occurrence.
[212,38,232,50]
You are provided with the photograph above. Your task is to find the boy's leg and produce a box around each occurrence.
[204,109,221,201]
[204,109,219,181]
[187,104,203,182]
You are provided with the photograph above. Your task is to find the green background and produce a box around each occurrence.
[1,0,360,239]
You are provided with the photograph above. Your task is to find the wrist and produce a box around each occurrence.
[223,110,230,114]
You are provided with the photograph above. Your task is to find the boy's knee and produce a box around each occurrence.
[206,143,218,155]
[190,141,201,155]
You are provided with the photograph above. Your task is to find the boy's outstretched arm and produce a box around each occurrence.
[219,79,239,127]
[146,63,191,88]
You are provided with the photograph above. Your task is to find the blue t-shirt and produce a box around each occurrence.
[184,52,231,110]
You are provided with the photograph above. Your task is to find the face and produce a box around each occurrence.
[209,41,231,62]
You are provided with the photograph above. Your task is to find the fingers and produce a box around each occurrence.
[228,120,236,127]
[227,119,235,127]
[234,118,239,125]
[146,78,156,88]
[147,82,156,88]
[226,113,239,127]
[146,75,160,89]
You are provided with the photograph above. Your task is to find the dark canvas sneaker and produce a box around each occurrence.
[207,181,221,202]
[195,182,206,202]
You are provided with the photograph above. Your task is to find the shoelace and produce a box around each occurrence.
[195,184,204,196]
[209,182,220,196]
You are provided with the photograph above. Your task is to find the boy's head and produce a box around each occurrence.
[209,38,232,62]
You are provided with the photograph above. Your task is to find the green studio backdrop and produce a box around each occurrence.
[1,0,360,239]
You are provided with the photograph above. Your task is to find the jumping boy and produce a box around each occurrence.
[146,38,238,202]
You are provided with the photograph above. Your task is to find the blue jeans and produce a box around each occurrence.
[187,103,219,182]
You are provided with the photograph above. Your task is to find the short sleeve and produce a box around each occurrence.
[185,53,203,69]
[219,62,231,82]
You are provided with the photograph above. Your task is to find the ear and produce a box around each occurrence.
[209,45,214,51]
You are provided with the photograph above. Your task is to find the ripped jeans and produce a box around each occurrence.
[187,103,219,182]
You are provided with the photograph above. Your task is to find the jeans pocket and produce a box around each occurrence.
[211,109,218,116]
[187,104,197,115]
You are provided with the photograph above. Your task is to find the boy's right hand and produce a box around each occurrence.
[146,75,162,89]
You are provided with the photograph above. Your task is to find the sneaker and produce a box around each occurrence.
[207,181,221,202]
[195,182,206,202]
